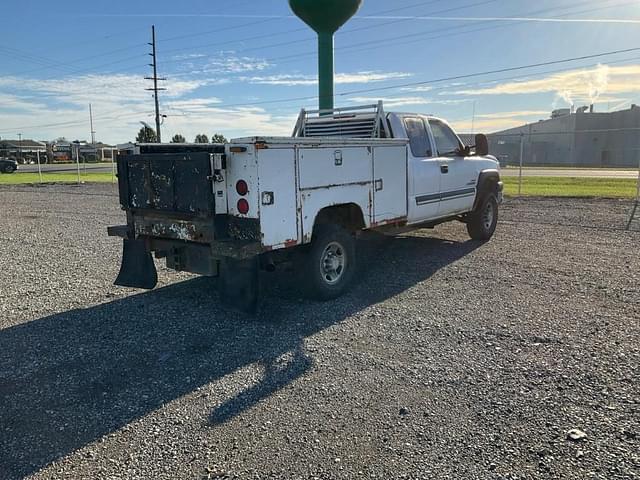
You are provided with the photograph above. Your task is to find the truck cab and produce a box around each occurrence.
[387,112,500,224]
[109,102,502,311]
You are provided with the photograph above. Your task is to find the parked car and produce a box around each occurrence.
[0,158,18,173]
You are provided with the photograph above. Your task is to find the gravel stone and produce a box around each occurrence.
[0,185,638,480]
[567,429,588,442]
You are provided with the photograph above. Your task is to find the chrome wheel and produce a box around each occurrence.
[320,241,346,285]
[482,201,495,230]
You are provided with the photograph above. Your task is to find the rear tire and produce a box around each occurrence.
[301,224,356,300]
[467,194,498,241]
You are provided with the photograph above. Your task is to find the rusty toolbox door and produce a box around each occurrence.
[118,152,215,217]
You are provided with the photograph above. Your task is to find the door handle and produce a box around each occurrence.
[441,165,449,174]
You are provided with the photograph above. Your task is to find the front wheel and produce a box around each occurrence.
[467,194,498,241]
[300,224,356,300]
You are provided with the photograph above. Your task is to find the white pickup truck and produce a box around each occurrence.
[109,103,503,310]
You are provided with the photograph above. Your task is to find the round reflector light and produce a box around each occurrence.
[237,199,250,215]
[236,180,249,196]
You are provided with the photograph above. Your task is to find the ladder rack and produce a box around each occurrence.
[292,101,390,139]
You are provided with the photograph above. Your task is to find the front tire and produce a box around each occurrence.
[301,224,356,300]
[467,194,498,241]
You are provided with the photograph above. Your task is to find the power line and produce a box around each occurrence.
[166,47,640,112]
[266,0,635,64]
[158,0,450,51]
[2,44,148,78]
[493,127,640,137]
[155,0,631,81]
[2,46,637,137]
[0,110,155,134]
[0,0,627,85]
[159,0,502,63]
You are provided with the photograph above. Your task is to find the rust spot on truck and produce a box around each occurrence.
[284,239,297,248]
[300,180,372,192]
[370,216,408,228]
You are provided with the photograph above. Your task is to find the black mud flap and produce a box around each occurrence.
[115,239,158,290]
[219,257,260,314]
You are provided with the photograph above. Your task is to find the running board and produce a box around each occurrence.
[114,239,158,290]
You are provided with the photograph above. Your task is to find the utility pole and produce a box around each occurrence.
[145,25,166,143]
[518,133,524,196]
[18,133,22,163]
[89,103,96,146]
[471,100,476,136]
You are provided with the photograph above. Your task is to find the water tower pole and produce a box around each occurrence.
[318,32,334,112]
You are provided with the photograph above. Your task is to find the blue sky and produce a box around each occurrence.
[1,0,639,143]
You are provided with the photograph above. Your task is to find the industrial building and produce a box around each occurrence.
[488,105,640,167]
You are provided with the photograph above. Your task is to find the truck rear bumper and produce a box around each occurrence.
[108,223,262,288]
[107,225,130,239]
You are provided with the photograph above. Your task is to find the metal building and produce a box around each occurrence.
[489,105,640,167]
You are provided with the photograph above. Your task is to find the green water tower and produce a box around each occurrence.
[289,0,363,111]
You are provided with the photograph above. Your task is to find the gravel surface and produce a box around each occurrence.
[0,184,638,480]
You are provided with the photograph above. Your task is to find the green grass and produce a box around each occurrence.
[2,172,638,199]
[0,172,115,185]
[503,176,638,198]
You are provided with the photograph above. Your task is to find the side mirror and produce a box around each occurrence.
[475,134,489,156]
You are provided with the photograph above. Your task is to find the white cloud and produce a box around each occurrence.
[348,96,472,108]
[476,110,550,119]
[451,110,564,133]
[245,71,412,86]
[176,53,271,76]
[401,86,432,92]
[0,70,298,143]
[162,106,298,140]
[0,93,48,113]
[450,117,532,133]
[452,64,640,106]
[0,74,207,143]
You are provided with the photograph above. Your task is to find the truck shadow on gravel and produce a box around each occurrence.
[0,233,480,479]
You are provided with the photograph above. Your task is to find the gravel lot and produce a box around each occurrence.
[0,184,638,480]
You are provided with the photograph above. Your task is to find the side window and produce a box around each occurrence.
[430,119,461,155]
[403,117,433,157]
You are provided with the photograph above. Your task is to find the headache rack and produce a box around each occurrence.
[292,101,390,139]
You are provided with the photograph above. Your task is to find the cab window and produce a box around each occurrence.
[403,117,433,157]
[429,119,461,156]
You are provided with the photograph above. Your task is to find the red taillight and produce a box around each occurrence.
[236,180,248,196]
[237,199,250,215]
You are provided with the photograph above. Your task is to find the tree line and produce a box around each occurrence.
[136,127,227,144]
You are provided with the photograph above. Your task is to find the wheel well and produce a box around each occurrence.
[313,204,366,234]
[474,171,500,208]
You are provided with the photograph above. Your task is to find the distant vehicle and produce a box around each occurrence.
[109,102,503,311]
[0,158,18,173]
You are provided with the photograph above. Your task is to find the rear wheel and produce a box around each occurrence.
[301,224,356,300]
[467,193,498,241]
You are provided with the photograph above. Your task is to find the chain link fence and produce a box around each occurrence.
[486,126,640,230]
